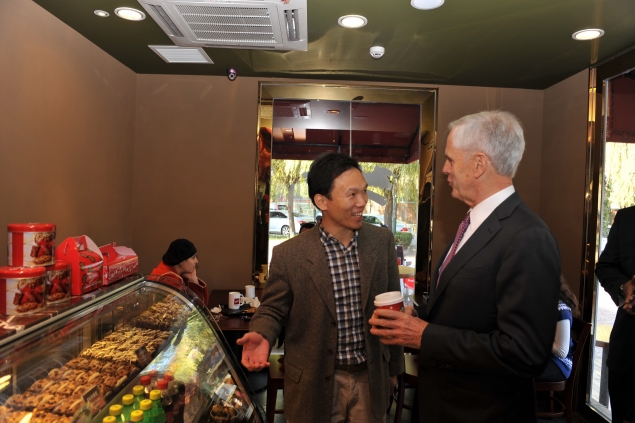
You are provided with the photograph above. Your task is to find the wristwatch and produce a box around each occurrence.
[618,284,625,307]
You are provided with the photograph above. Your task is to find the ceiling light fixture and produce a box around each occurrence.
[572,28,605,40]
[326,110,341,114]
[411,0,444,10]
[338,15,367,29]
[114,7,146,21]
[94,10,110,17]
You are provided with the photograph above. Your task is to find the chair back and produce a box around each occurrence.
[569,317,592,386]
[535,317,592,422]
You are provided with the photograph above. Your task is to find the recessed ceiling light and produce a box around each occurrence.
[572,28,605,40]
[411,0,444,10]
[114,7,146,21]
[94,10,110,17]
[326,110,341,114]
[338,15,367,29]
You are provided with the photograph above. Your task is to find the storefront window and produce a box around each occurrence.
[587,71,635,420]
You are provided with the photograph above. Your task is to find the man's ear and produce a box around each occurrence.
[314,194,328,211]
[473,153,487,179]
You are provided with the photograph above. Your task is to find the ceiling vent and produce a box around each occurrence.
[149,46,214,63]
[138,0,307,51]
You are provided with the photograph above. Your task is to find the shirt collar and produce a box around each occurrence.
[468,185,515,230]
[318,222,359,248]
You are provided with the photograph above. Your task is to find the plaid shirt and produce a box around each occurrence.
[319,224,366,365]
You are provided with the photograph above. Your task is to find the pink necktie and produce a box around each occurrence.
[437,211,471,287]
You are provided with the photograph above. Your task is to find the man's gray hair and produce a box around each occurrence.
[448,110,525,178]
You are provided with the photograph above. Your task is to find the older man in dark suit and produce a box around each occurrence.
[371,110,561,422]
[596,205,635,423]
[238,153,404,423]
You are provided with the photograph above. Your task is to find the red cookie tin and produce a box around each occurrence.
[46,260,71,304]
[0,266,47,315]
[7,223,56,267]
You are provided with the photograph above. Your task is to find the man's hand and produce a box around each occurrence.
[236,332,271,371]
[181,268,198,284]
[369,307,428,350]
[623,277,635,315]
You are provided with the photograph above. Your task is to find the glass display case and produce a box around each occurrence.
[0,277,265,423]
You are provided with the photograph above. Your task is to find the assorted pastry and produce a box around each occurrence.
[131,296,189,330]
[1,298,177,421]
[78,326,170,363]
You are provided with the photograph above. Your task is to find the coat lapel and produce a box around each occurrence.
[305,230,337,321]
[427,193,522,314]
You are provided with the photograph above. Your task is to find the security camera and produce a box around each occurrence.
[227,68,237,81]
[370,46,385,59]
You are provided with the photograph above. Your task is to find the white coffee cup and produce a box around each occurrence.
[245,285,256,299]
[228,291,245,310]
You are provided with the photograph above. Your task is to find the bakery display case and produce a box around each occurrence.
[0,278,266,423]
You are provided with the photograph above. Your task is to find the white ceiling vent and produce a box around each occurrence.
[149,46,214,63]
[138,0,307,51]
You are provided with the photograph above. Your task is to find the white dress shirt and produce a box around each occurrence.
[455,185,516,253]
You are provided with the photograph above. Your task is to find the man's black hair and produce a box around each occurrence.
[307,153,362,209]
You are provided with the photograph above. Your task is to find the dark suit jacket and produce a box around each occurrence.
[249,223,404,423]
[416,192,560,423]
[595,205,635,372]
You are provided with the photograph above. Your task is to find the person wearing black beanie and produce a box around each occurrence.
[147,239,209,304]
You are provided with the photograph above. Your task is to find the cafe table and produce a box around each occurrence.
[208,287,268,391]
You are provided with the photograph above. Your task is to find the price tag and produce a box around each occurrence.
[82,385,106,412]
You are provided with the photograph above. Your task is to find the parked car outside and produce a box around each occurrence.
[269,211,310,236]
[367,214,412,232]
[270,202,288,211]
[362,215,388,228]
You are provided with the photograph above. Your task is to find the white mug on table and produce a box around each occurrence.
[245,284,256,299]
[228,291,245,310]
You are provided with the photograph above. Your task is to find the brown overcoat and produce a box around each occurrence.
[249,222,404,423]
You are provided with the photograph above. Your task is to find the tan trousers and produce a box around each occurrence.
[330,369,386,423]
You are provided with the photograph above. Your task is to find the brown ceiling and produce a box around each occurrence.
[33,0,635,89]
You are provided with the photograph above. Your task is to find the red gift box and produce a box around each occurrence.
[99,243,138,285]
[55,236,104,296]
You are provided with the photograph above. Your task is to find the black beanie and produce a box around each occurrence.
[162,239,197,266]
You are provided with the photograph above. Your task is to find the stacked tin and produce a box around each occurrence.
[1,223,70,315]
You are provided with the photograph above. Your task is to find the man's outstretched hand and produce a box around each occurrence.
[236,332,271,371]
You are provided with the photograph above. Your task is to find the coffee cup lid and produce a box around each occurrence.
[374,291,404,307]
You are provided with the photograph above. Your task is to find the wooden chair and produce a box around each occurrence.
[535,317,592,423]
[393,353,419,423]
[266,354,285,423]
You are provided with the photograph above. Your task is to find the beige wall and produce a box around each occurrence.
[0,1,137,262]
[132,75,259,288]
[540,70,590,294]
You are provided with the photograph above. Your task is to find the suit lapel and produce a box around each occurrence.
[305,231,337,321]
[357,226,376,309]
[427,193,522,314]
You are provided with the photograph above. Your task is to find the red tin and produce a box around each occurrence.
[46,260,71,304]
[7,223,56,267]
[0,266,47,315]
